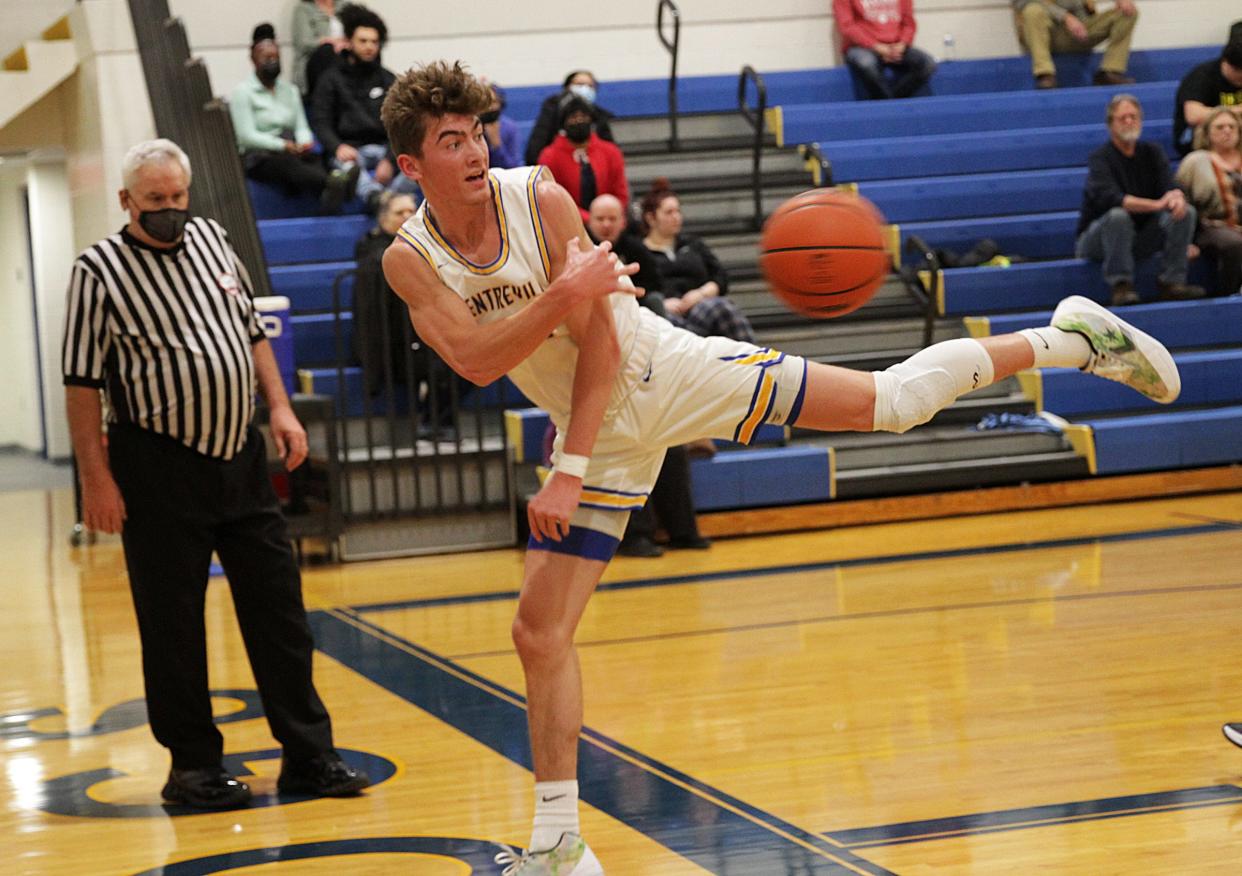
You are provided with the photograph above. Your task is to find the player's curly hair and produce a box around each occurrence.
[381,60,493,158]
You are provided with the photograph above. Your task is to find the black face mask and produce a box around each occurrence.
[139,208,190,244]
[478,110,501,125]
[564,122,592,144]
[258,60,281,83]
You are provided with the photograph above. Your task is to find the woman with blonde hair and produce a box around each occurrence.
[1176,106,1242,296]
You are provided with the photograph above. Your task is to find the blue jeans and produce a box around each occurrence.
[845,45,937,99]
[1075,205,1197,286]
[332,143,419,202]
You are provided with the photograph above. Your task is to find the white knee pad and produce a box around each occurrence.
[872,338,995,433]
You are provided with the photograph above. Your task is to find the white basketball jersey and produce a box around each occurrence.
[395,165,656,424]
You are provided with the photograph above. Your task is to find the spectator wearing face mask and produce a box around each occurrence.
[481,83,522,170]
[523,69,616,166]
[229,23,357,214]
[310,4,413,212]
[536,94,629,222]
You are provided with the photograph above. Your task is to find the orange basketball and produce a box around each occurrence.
[759,189,890,319]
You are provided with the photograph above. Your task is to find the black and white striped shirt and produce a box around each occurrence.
[62,217,267,460]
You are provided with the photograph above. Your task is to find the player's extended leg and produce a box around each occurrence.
[794,295,1180,433]
[504,544,608,874]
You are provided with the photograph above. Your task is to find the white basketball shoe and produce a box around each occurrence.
[494,833,604,875]
[1050,295,1181,404]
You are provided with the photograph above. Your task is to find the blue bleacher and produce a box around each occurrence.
[901,211,1080,264]
[260,216,371,264]
[291,312,353,366]
[1086,406,1242,475]
[269,262,355,310]
[497,46,1214,122]
[940,258,1215,315]
[860,168,1086,223]
[803,121,1175,182]
[783,81,1175,144]
[690,446,833,511]
[976,299,1242,347]
[246,179,366,220]
[1040,350,1242,417]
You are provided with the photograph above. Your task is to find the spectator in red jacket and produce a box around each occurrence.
[834,0,936,100]
[536,94,629,221]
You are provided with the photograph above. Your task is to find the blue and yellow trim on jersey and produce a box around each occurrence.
[524,166,553,283]
[734,371,777,444]
[395,227,438,275]
[422,176,511,275]
[720,347,786,369]
[578,485,650,511]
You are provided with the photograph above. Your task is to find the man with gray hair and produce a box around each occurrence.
[1076,95,1204,306]
[62,138,369,809]
[1012,0,1138,89]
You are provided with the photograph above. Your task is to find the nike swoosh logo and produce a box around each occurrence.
[642,363,653,382]
[540,793,567,802]
[1038,332,1050,349]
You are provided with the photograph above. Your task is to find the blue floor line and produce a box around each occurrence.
[311,608,896,876]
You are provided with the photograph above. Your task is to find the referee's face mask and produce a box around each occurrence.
[121,161,191,245]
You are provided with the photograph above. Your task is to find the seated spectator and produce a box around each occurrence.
[292,0,351,97]
[585,195,709,559]
[1175,107,1242,296]
[310,4,413,212]
[833,0,936,100]
[585,194,665,315]
[536,95,629,221]
[640,180,756,342]
[524,70,616,166]
[1012,0,1137,89]
[229,23,356,214]
[353,192,417,395]
[353,192,462,434]
[1076,94,1204,306]
[481,83,523,170]
[1173,40,1242,157]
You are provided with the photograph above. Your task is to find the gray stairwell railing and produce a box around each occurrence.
[657,0,681,151]
[738,65,767,230]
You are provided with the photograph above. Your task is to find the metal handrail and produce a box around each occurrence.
[738,65,767,230]
[657,0,681,150]
[799,143,834,188]
[902,235,940,348]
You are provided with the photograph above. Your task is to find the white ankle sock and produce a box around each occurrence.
[530,780,579,853]
[1018,327,1092,369]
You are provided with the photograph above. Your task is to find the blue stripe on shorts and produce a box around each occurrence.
[786,358,809,426]
[527,526,620,562]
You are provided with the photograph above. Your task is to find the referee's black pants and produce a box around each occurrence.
[109,423,333,770]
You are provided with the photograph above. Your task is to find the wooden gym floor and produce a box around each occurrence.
[4,485,1242,874]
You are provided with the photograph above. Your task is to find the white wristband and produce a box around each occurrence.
[555,453,590,479]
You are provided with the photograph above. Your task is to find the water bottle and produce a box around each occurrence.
[942,33,957,62]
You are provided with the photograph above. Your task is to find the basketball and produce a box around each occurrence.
[759,189,890,319]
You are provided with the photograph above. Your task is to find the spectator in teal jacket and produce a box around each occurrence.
[229,24,356,214]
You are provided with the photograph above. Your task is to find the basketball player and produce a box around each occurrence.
[380,62,1181,874]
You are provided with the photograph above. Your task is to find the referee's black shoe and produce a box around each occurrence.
[277,750,370,797]
[161,766,252,809]
[1224,723,1242,748]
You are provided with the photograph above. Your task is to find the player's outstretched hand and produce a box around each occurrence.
[561,238,643,304]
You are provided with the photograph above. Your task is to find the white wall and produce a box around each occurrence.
[28,159,76,459]
[177,0,1240,93]
[0,161,45,451]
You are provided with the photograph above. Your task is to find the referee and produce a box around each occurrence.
[62,139,368,809]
